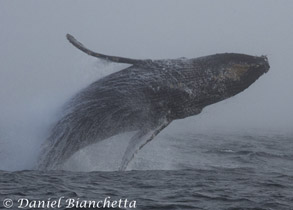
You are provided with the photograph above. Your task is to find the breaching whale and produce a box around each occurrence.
[37,34,270,170]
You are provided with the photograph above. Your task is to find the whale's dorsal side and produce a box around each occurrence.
[66,34,145,65]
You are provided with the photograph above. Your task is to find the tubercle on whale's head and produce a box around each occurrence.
[195,53,270,105]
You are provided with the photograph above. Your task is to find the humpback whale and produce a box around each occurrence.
[37,34,270,170]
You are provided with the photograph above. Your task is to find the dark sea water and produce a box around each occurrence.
[1,132,293,210]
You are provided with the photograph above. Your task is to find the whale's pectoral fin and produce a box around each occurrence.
[66,34,144,65]
[119,119,171,171]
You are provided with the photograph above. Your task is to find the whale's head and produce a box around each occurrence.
[194,53,270,107]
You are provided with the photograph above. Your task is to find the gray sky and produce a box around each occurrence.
[0,1,292,169]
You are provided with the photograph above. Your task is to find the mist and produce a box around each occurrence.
[0,0,292,171]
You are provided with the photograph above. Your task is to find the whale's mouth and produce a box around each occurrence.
[245,55,270,80]
[223,55,270,97]
[259,55,270,73]
[247,55,270,74]
[248,57,270,83]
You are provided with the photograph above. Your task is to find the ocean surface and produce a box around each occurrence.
[1,132,293,210]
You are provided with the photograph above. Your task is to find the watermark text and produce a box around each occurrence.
[2,197,136,209]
